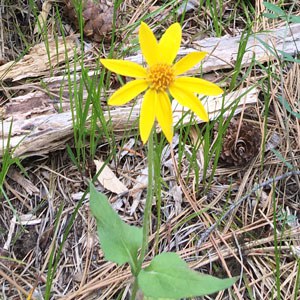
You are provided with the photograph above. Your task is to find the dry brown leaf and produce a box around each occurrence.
[265,132,281,152]
[130,167,148,215]
[94,160,128,194]
[170,185,183,215]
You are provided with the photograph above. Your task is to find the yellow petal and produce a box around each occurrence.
[158,23,181,64]
[169,83,209,121]
[140,89,156,143]
[108,79,148,106]
[174,77,223,96]
[173,52,207,75]
[155,91,173,143]
[139,22,159,66]
[100,59,147,78]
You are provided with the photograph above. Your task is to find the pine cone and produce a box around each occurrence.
[64,0,114,42]
[218,118,261,166]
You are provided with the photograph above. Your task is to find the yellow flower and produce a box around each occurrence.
[100,22,223,143]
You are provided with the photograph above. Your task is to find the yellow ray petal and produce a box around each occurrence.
[174,77,224,96]
[100,59,147,78]
[108,79,148,106]
[169,83,209,122]
[158,23,181,64]
[173,52,207,75]
[155,91,173,143]
[140,89,156,143]
[139,22,159,66]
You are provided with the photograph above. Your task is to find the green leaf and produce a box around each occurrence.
[262,13,278,19]
[144,297,173,300]
[290,15,300,23]
[263,2,285,16]
[138,252,236,299]
[256,37,277,56]
[278,96,300,119]
[271,149,294,170]
[278,51,300,63]
[89,183,142,269]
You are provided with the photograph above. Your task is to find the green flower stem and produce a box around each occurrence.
[131,127,154,300]
[154,145,162,253]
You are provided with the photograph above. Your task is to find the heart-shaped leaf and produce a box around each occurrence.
[138,252,236,299]
[89,183,142,269]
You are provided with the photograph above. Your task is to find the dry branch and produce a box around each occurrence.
[1,87,258,158]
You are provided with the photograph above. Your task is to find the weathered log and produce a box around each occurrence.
[1,88,258,157]
[127,23,300,73]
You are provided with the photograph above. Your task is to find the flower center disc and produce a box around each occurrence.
[147,64,175,91]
